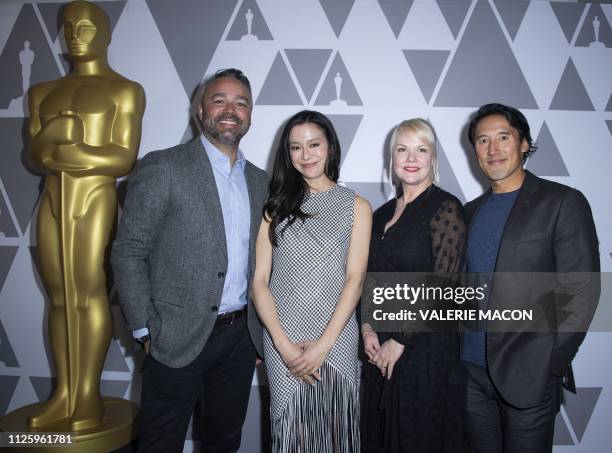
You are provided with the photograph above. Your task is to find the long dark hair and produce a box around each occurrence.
[264,110,341,246]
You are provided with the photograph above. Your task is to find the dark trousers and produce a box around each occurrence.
[137,315,256,453]
[462,361,560,453]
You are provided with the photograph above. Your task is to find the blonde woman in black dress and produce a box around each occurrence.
[361,119,466,452]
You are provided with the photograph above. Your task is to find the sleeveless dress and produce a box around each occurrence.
[263,184,360,453]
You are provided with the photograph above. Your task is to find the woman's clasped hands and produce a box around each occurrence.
[277,338,331,385]
[362,325,404,380]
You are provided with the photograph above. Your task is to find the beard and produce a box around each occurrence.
[202,113,250,147]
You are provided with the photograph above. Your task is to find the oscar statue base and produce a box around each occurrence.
[0,397,138,452]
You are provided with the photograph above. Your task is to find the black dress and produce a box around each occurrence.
[361,185,466,453]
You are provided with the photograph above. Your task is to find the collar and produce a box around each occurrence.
[200,134,246,172]
[480,169,539,201]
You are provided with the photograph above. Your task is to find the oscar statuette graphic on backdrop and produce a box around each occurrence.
[0,1,145,451]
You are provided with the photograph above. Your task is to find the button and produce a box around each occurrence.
[211,305,218,312]
[217,272,225,279]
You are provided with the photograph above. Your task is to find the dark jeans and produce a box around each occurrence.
[137,315,256,453]
[462,361,560,453]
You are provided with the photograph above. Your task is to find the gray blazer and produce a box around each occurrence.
[111,138,268,368]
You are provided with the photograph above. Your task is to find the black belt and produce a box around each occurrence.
[215,307,246,327]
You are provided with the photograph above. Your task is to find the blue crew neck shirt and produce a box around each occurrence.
[462,189,519,367]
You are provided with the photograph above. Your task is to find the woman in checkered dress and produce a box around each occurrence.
[252,110,372,452]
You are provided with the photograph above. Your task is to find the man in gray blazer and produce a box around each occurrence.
[111,68,268,453]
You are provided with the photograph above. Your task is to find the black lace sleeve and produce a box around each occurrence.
[388,196,467,347]
[430,198,466,273]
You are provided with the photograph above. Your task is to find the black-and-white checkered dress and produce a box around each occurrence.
[263,184,360,452]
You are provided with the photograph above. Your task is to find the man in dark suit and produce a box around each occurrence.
[111,68,268,452]
[461,103,600,452]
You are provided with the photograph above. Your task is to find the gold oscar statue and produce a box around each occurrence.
[0,1,145,450]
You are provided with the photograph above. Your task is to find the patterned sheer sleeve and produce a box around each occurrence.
[430,197,466,273]
[388,196,467,347]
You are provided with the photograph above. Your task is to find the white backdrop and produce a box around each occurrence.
[0,0,610,451]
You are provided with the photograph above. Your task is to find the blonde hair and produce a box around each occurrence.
[388,118,439,189]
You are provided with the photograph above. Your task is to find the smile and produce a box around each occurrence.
[218,119,239,127]
[403,166,420,172]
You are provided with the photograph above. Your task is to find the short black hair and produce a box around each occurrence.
[202,68,252,98]
[191,68,252,119]
[467,103,537,162]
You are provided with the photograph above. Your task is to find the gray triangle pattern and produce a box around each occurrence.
[438,142,466,203]
[0,246,18,291]
[286,49,332,103]
[549,58,594,111]
[146,0,238,98]
[327,114,363,167]
[226,0,273,41]
[188,400,206,441]
[0,189,19,238]
[563,387,601,442]
[607,94,612,111]
[526,122,569,177]
[0,118,43,235]
[110,286,120,306]
[403,50,450,104]
[319,0,356,37]
[0,376,20,415]
[185,415,196,441]
[436,0,471,39]
[343,182,392,210]
[553,409,575,445]
[435,0,537,108]
[575,3,612,48]
[550,2,586,44]
[256,53,302,105]
[58,54,71,77]
[314,53,363,106]
[239,385,271,448]
[27,245,39,272]
[377,0,415,38]
[100,379,130,398]
[0,319,19,367]
[37,3,63,43]
[181,123,198,145]
[38,1,127,44]
[103,338,130,372]
[606,120,612,136]
[492,0,529,41]
[30,376,55,402]
[28,245,46,299]
[93,1,128,34]
[0,4,62,109]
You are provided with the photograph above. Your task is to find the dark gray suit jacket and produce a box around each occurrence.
[465,171,600,408]
[111,138,268,368]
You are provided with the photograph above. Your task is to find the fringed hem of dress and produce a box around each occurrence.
[271,362,360,453]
